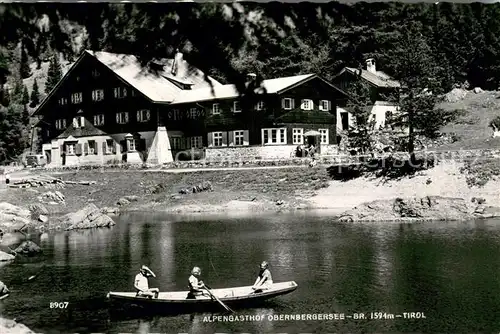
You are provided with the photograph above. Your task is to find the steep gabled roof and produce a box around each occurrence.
[338,67,400,88]
[34,50,223,116]
[170,73,341,105]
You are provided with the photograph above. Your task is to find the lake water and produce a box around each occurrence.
[1,212,500,333]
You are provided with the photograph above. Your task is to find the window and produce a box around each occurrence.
[87,140,97,155]
[301,99,313,111]
[319,100,331,111]
[59,98,68,106]
[66,143,75,155]
[71,92,83,104]
[233,101,241,113]
[169,109,182,121]
[292,128,304,145]
[255,101,265,111]
[212,132,223,147]
[92,69,100,77]
[319,128,329,144]
[137,109,151,122]
[116,112,129,124]
[72,116,85,128]
[105,139,114,154]
[282,98,293,110]
[94,114,105,126]
[262,128,287,145]
[170,136,182,150]
[114,87,127,99]
[190,136,203,148]
[127,138,138,152]
[55,119,67,130]
[91,89,105,102]
[212,103,220,115]
[233,130,244,146]
[189,108,198,119]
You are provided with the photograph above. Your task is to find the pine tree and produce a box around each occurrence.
[45,53,62,94]
[22,85,29,105]
[20,44,32,79]
[22,104,30,126]
[30,79,40,108]
[1,87,10,107]
[10,78,24,105]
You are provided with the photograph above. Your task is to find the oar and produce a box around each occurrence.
[203,285,234,313]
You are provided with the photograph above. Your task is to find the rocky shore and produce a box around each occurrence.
[0,318,35,334]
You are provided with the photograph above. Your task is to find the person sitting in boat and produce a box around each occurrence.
[252,261,273,293]
[187,266,210,299]
[134,265,159,299]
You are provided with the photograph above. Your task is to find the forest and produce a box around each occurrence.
[1,2,499,163]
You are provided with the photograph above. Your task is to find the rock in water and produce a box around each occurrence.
[0,251,15,261]
[338,196,475,222]
[14,241,42,256]
[61,204,116,230]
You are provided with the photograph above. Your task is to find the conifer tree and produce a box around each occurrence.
[20,44,32,79]
[45,53,62,94]
[22,85,29,105]
[29,79,40,108]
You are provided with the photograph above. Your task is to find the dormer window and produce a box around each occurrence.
[301,99,313,111]
[233,101,241,113]
[282,98,294,110]
[71,92,82,104]
[92,89,105,102]
[59,98,68,106]
[114,87,127,99]
[255,101,265,111]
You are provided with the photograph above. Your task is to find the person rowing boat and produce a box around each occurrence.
[134,265,159,299]
[252,261,273,293]
[187,266,211,299]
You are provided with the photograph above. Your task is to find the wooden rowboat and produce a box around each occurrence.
[107,281,297,313]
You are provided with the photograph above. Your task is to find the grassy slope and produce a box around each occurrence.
[435,90,500,150]
[0,167,331,216]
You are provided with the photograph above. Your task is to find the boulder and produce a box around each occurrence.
[61,204,116,231]
[0,202,31,226]
[38,215,48,223]
[0,281,9,295]
[0,251,15,261]
[117,198,130,206]
[0,318,36,334]
[28,203,49,218]
[14,241,42,256]
[444,88,467,103]
[338,196,474,222]
[473,87,483,94]
[123,195,139,202]
[38,191,65,204]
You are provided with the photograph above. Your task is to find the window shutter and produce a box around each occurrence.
[228,131,234,146]
[102,142,106,155]
[207,132,213,148]
[80,116,85,128]
[327,100,331,111]
[112,142,117,154]
[281,98,285,109]
[124,112,129,123]
[75,144,82,156]
[116,113,120,123]
[83,143,89,155]
[222,132,228,146]
[73,118,78,128]
[63,119,67,128]
[60,145,65,154]
[120,140,126,153]
[291,98,295,109]
[94,142,99,155]
[146,110,150,120]
[300,100,305,110]
[243,130,250,146]
[137,110,140,121]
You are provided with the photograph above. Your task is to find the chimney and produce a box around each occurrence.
[171,49,185,78]
[366,58,376,73]
[245,72,257,88]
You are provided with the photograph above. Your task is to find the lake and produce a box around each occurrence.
[1,212,500,333]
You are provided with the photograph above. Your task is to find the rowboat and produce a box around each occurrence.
[107,281,297,313]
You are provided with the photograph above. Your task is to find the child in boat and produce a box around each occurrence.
[252,261,273,293]
[187,266,211,299]
[134,265,159,299]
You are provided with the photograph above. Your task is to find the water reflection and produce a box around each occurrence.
[0,214,500,333]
